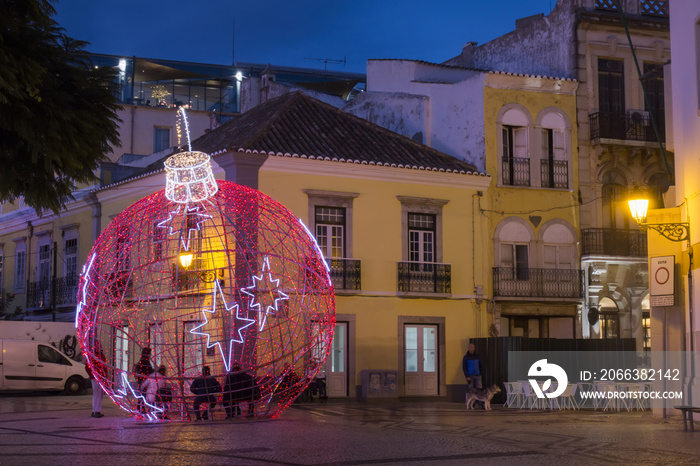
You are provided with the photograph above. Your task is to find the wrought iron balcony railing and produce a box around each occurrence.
[502,157,530,186]
[492,267,584,299]
[327,258,361,291]
[398,262,451,294]
[26,275,79,309]
[581,228,647,257]
[595,0,668,16]
[540,159,568,189]
[589,112,665,143]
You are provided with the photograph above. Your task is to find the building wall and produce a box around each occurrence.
[346,60,487,170]
[258,156,491,397]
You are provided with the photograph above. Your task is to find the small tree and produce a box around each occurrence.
[0,0,122,215]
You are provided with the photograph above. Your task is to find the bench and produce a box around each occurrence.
[674,406,700,432]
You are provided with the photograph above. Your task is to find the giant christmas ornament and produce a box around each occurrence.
[76,148,335,421]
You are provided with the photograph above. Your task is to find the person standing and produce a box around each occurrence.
[86,348,107,418]
[223,364,255,418]
[462,343,484,390]
[133,347,154,415]
[190,366,222,420]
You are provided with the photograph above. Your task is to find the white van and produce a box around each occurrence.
[0,339,89,395]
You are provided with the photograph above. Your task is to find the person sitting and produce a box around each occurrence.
[190,366,222,420]
[142,365,171,419]
[223,364,255,418]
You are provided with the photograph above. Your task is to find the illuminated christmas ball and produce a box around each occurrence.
[76,151,335,421]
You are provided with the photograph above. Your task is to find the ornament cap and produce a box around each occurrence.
[164,151,218,203]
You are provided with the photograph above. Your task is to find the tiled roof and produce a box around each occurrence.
[191,91,481,175]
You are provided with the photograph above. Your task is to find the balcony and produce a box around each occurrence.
[589,112,665,143]
[581,228,647,257]
[492,267,584,299]
[327,258,361,291]
[595,0,668,16]
[540,159,568,189]
[26,275,79,310]
[502,157,530,186]
[398,262,451,294]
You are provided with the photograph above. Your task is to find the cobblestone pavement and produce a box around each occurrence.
[0,394,698,465]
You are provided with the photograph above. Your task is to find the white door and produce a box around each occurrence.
[404,325,438,396]
[326,322,347,397]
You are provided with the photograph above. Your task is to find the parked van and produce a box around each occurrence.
[0,339,89,395]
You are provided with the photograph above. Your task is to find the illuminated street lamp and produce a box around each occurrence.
[628,195,690,244]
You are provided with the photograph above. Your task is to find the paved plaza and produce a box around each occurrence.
[0,393,698,465]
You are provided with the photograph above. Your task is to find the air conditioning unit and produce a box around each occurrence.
[627,109,649,121]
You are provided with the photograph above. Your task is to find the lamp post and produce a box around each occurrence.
[628,196,695,408]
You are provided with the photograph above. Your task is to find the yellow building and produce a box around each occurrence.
[0,92,490,401]
[483,73,582,338]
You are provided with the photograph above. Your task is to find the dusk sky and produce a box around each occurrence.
[55,0,555,73]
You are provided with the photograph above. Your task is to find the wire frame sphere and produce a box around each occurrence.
[76,180,335,421]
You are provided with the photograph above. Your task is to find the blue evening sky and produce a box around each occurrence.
[54,0,555,73]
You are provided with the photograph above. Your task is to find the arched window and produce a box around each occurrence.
[538,111,570,189]
[598,297,619,339]
[496,219,533,281]
[499,107,531,187]
[601,171,631,229]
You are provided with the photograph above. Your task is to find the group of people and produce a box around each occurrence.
[132,347,258,421]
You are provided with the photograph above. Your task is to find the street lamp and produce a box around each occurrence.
[628,196,690,244]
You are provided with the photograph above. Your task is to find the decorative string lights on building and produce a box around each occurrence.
[76,110,335,421]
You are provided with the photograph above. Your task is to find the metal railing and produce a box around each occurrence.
[327,258,361,291]
[589,112,665,143]
[640,0,668,16]
[581,228,647,257]
[398,262,451,294]
[492,267,584,298]
[540,159,568,189]
[26,275,79,309]
[502,157,530,186]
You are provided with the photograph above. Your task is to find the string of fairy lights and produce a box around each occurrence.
[76,111,336,421]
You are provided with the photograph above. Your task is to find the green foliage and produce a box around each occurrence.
[0,0,121,215]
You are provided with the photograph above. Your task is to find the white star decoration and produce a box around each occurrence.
[156,204,212,251]
[241,256,289,331]
[190,279,256,371]
[114,372,163,421]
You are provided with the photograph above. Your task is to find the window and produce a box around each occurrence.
[114,325,130,375]
[65,238,78,277]
[38,345,71,365]
[642,311,651,351]
[598,59,625,115]
[539,122,567,189]
[0,249,4,291]
[153,221,164,262]
[501,243,529,280]
[315,206,345,259]
[398,197,450,294]
[602,171,632,230]
[154,127,171,153]
[598,297,619,339]
[38,242,51,288]
[14,241,26,291]
[643,62,665,138]
[408,213,436,265]
[502,125,530,186]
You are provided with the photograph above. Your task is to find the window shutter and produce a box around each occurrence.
[553,130,566,160]
[513,127,528,158]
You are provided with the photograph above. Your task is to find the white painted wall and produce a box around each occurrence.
[344,60,487,170]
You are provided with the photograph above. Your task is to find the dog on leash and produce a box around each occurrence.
[465,385,502,410]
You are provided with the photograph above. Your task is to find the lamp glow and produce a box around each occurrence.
[179,253,194,268]
[628,198,649,224]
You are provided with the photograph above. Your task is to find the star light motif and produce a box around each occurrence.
[241,256,289,331]
[75,252,97,328]
[114,372,163,421]
[190,280,256,371]
[156,204,212,251]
